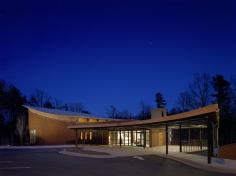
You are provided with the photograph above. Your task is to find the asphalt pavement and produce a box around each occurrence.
[0,148,234,176]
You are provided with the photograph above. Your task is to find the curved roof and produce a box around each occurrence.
[23,105,120,121]
[68,104,220,129]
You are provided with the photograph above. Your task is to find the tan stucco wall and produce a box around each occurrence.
[150,128,166,147]
[28,110,110,145]
[28,111,76,145]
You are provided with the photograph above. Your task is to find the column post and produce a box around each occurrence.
[101,129,103,145]
[179,123,182,152]
[131,130,133,146]
[166,123,168,155]
[119,130,122,147]
[75,129,78,148]
[200,127,202,151]
[128,131,130,146]
[143,129,146,149]
[207,117,213,164]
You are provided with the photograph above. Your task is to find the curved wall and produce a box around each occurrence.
[28,111,75,145]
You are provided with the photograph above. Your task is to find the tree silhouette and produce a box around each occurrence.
[29,89,51,107]
[176,73,212,111]
[189,73,212,108]
[212,75,232,145]
[212,75,231,113]
[43,101,54,109]
[138,101,151,119]
[106,105,118,118]
[155,92,167,108]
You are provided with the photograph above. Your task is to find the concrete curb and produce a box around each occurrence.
[59,150,114,159]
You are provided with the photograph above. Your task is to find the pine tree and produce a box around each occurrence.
[211,75,232,145]
[155,92,167,108]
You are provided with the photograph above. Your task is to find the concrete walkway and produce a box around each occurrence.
[153,149,236,174]
[59,145,156,159]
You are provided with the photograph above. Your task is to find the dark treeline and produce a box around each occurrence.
[106,73,236,146]
[28,89,90,114]
[0,81,90,145]
[170,73,236,145]
[0,80,26,145]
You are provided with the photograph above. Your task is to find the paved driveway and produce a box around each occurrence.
[0,148,234,176]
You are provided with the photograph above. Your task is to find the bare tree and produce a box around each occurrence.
[67,103,85,112]
[176,91,194,112]
[106,105,118,118]
[117,110,133,119]
[176,73,212,111]
[138,101,151,119]
[53,98,63,109]
[29,89,51,107]
[189,73,212,108]
[15,114,26,145]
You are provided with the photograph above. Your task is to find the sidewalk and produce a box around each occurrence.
[155,151,236,174]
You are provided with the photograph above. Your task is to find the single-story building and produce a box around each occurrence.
[24,104,220,163]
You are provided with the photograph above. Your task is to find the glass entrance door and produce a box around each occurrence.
[136,131,144,147]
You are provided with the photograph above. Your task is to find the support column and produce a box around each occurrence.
[95,130,97,145]
[143,130,146,149]
[119,130,122,147]
[179,123,182,152]
[166,124,168,155]
[188,128,191,152]
[128,131,130,146]
[75,129,78,148]
[200,127,202,151]
[101,130,103,145]
[207,117,213,164]
[83,130,86,144]
[131,130,133,146]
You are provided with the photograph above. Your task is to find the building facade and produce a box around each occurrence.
[25,105,219,152]
[24,104,220,163]
[24,106,120,145]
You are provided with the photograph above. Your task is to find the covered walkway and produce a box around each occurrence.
[68,104,220,164]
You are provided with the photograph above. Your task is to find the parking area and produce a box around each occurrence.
[0,147,234,176]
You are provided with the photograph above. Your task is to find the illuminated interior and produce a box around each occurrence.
[109,130,150,147]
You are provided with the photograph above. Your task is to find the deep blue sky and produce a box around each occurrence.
[0,0,236,116]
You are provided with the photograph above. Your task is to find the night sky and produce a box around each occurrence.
[0,0,236,116]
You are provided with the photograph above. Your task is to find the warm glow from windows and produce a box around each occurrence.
[89,131,93,140]
[80,132,83,140]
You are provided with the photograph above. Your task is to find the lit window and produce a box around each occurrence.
[89,131,93,140]
[80,132,83,140]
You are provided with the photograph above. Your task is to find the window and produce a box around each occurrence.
[30,129,36,144]
[80,132,83,140]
